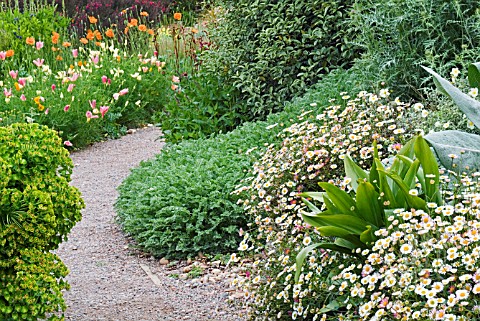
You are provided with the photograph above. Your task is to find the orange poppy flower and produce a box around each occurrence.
[105,29,114,38]
[191,28,198,34]
[124,26,129,34]
[138,24,147,32]
[173,12,182,20]
[62,41,71,47]
[56,55,63,61]
[147,29,154,35]
[78,61,83,67]
[140,11,148,16]
[51,47,58,52]
[86,30,95,40]
[26,37,35,45]
[69,64,75,69]
[116,56,121,62]
[129,18,138,27]
[14,82,21,91]
[94,31,102,41]
[80,37,88,44]
[89,16,98,24]
[95,41,101,46]
[37,104,45,111]
[5,50,14,57]
[52,31,60,44]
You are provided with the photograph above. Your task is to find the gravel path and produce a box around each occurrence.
[56,126,246,321]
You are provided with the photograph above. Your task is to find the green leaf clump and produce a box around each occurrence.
[0,123,84,320]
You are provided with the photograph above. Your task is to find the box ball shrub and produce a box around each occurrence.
[201,0,360,119]
[0,123,84,320]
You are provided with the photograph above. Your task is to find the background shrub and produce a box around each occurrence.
[0,123,84,320]
[352,0,480,99]
[200,0,360,119]
[115,69,365,258]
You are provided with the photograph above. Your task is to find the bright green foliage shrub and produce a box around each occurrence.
[155,73,244,143]
[352,0,480,98]
[0,123,84,320]
[116,69,363,258]
[201,0,360,119]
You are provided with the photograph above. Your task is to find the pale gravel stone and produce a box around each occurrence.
[56,126,246,321]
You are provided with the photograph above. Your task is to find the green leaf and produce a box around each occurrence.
[318,182,357,216]
[374,159,398,208]
[378,169,426,209]
[359,225,377,245]
[318,300,340,314]
[295,243,322,282]
[344,155,368,191]
[300,197,322,214]
[414,135,440,203]
[468,62,480,89]
[355,181,382,227]
[317,226,366,248]
[422,65,480,130]
[301,213,369,234]
[299,192,326,203]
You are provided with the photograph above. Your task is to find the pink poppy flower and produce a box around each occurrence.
[9,70,18,79]
[113,93,120,100]
[33,58,44,67]
[3,88,12,98]
[45,108,49,115]
[0,51,6,60]
[51,84,56,91]
[100,106,109,118]
[69,73,79,82]
[101,75,108,84]
[86,110,99,122]
[119,88,129,95]
[67,84,75,92]
[72,49,78,58]
[91,55,99,65]
[35,41,44,50]
[172,75,180,83]
[64,105,70,112]
[18,78,27,86]
[20,94,26,101]
[64,141,73,147]
[89,100,96,109]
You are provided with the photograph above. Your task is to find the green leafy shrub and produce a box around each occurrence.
[0,123,84,320]
[352,0,480,98]
[116,68,362,258]
[201,0,360,119]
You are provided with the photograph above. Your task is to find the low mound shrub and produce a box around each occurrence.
[0,123,84,320]
[200,0,360,119]
[115,69,363,258]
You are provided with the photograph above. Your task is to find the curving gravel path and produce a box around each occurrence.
[56,126,246,321]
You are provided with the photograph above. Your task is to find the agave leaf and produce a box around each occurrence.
[468,62,480,89]
[344,155,368,191]
[301,213,369,234]
[356,181,383,227]
[318,182,357,216]
[423,66,480,129]
[425,130,480,172]
[323,195,342,214]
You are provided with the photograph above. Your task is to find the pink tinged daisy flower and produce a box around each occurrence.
[64,140,73,147]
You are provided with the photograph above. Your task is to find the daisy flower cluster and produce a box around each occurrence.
[230,89,425,320]
[330,189,480,321]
